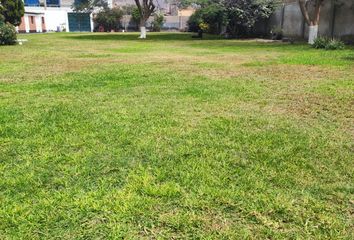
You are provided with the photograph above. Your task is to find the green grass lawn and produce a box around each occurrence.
[0,32,353,239]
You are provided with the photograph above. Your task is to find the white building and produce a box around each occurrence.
[18,0,103,33]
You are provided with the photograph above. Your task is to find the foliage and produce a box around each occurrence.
[72,0,108,13]
[0,22,17,45]
[271,26,283,40]
[225,0,278,37]
[94,7,123,32]
[188,3,227,34]
[0,5,4,24]
[187,10,203,32]
[134,0,156,27]
[0,15,4,25]
[130,7,141,29]
[325,39,345,50]
[199,22,209,31]
[121,4,136,15]
[151,13,165,32]
[187,0,277,36]
[312,37,330,49]
[313,37,345,50]
[0,0,24,26]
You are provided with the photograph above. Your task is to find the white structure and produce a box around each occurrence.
[19,0,94,33]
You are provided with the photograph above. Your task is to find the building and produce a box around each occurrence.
[17,0,99,33]
[17,0,194,33]
[114,0,194,31]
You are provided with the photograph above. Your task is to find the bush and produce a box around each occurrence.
[187,4,226,34]
[94,7,123,32]
[325,39,345,50]
[187,11,202,32]
[313,37,330,49]
[151,13,164,32]
[313,37,345,50]
[271,26,283,40]
[0,23,17,45]
[131,7,141,30]
[188,0,276,37]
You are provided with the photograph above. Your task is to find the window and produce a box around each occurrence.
[46,0,60,7]
[24,0,40,7]
[42,17,45,24]
[31,16,34,24]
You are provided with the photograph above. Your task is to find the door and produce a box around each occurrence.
[68,13,91,32]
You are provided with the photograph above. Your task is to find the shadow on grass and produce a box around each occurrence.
[64,32,310,52]
[64,32,224,42]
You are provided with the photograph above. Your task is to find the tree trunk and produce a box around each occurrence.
[139,19,146,39]
[299,0,323,44]
[308,25,318,44]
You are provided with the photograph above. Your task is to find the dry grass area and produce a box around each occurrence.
[0,32,353,239]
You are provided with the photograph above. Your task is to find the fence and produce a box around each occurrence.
[262,0,354,42]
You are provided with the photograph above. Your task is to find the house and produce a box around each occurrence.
[17,0,195,33]
[17,0,102,33]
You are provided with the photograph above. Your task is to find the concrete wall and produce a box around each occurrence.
[267,0,354,42]
[25,6,72,32]
[17,14,45,33]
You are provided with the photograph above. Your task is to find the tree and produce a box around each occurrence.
[131,6,142,30]
[94,7,123,32]
[298,0,325,44]
[134,0,156,38]
[225,0,277,37]
[0,0,24,26]
[151,13,165,32]
[72,0,108,13]
[186,0,277,37]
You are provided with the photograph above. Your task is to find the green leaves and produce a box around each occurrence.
[0,22,17,45]
[94,7,124,32]
[187,0,277,36]
[0,0,24,26]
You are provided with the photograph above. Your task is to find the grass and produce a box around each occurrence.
[0,32,353,239]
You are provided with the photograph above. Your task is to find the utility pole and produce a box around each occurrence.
[330,0,336,38]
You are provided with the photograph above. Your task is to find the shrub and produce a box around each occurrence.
[94,7,123,32]
[313,37,345,50]
[187,11,202,32]
[313,37,330,49]
[151,13,164,32]
[199,22,209,32]
[188,0,276,37]
[271,26,283,40]
[325,39,345,50]
[131,7,141,30]
[187,4,226,34]
[0,23,17,45]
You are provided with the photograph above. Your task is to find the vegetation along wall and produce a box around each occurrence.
[266,0,354,43]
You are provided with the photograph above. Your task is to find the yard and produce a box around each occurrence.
[0,33,353,239]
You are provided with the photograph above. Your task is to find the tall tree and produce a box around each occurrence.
[298,0,324,44]
[186,0,278,37]
[0,0,24,26]
[134,0,156,38]
[72,0,109,13]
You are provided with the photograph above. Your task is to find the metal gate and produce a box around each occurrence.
[68,13,91,32]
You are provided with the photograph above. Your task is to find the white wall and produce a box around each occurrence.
[25,6,73,32]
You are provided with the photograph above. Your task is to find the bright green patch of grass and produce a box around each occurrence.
[0,33,353,239]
